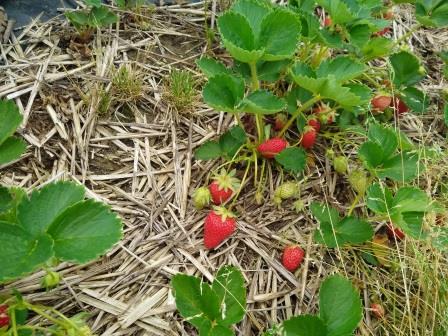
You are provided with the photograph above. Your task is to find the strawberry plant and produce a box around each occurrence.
[0,100,26,166]
[66,0,118,41]
[0,181,123,282]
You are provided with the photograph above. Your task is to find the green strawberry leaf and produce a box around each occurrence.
[239,90,286,115]
[196,57,230,78]
[89,6,118,27]
[362,37,393,60]
[366,183,394,214]
[358,141,385,168]
[368,124,398,158]
[345,83,372,106]
[85,0,102,7]
[310,202,341,225]
[392,187,430,213]
[17,181,85,236]
[212,266,246,326]
[390,51,425,87]
[231,0,272,37]
[445,103,448,126]
[0,222,53,282]
[274,147,306,173]
[415,0,448,27]
[219,125,247,158]
[283,315,328,336]
[432,227,448,252]
[314,216,374,248]
[0,186,13,213]
[0,136,26,165]
[255,60,291,82]
[258,8,301,61]
[203,74,245,113]
[316,0,355,24]
[400,87,428,113]
[47,199,123,263]
[195,141,223,161]
[377,151,421,182]
[171,273,221,331]
[319,275,362,336]
[394,211,426,239]
[316,56,366,82]
[218,12,264,63]
[0,187,26,223]
[65,11,90,28]
[0,99,23,146]
[349,24,372,49]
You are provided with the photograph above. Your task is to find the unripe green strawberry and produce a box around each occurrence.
[42,271,61,290]
[348,170,368,195]
[333,156,348,174]
[293,200,305,213]
[193,187,211,209]
[274,182,299,200]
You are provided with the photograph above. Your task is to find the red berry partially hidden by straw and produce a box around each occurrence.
[257,138,288,159]
[371,303,385,319]
[375,27,391,36]
[274,114,287,131]
[391,97,409,115]
[301,126,317,149]
[204,207,236,249]
[371,95,392,112]
[282,245,305,272]
[386,224,405,241]
[308,118,321,132]
[0,305,9,328]
[208,169,240,205]
[322,16,332,27]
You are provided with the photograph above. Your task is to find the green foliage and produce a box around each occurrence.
[358,124,422,181]
[390,51,425,87]
[171,266,246,336]
[311,203,374,247]
[116,0,145,9]
[366,183,434,239]
[415,0,448,27]
[195,126,247,160]
[0,181,123,282]
[165,69,196,111]
[0,100,26,165]
[66,1,118,32]
[274,147,306,173]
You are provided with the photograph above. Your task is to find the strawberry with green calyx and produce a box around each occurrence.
[257,137,288,159]
[208,169,240,205]
[193,187,211,209]
[307,117,321,132]
[282,245,305,272]
[386,223,405,241]
[273,182,299,206]
[333,156,348,174]
[371,95,392,112]
[0,304,9,328]
[371,303,385,319]
[348,169,368,195]
[274,113,287,131]
[204,207,236,249]
[300,126,317,149]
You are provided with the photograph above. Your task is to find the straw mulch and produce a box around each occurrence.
[0,2,447,335]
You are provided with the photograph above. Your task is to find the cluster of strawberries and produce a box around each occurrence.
[371,94,409,115]
[0,304,10,328]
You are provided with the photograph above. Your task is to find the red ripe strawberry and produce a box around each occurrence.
[208,169,240,205]
[391,97,409,115]
[274,114,287,131]
[371,303,385,319]
[257,138,288,159]
[371,95,392,111]
[375,27,391,36]
[301,126,317,149]
[307,118,321,132]
[282,245,305,272]
[322,16,332,27]
[204,207,236,249]
[0,305,9,328]
[386,224,405,241]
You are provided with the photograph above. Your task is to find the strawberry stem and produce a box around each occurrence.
[279,95,321,137]
[249,62,265,142]
[229,159,252,211]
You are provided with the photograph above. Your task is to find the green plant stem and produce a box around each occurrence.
[249,62,264,141]
[256,158,266,197]
[26,304,75,331]
[347,192,362,216]
[10,308,18,336]
[229,159,252,211]
[279,95,321,137]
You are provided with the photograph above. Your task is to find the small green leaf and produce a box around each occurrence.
[203,74,245,113]
[85,0,102,7]
[0,186,13,213]
[258,8,301,61]
[358,141,384,168]
[196,57,230,78]
[377,152,421,182]
[362,37,393,60]
[0,222,53,283]
[345,83,372,106]
[367,124,398,158]
[319,275,362,336]
[310,202,341,225]
[212,266,246,326]
[195,141,223,161]
[0,187,26,223]
[219,125,247,158]
[283,315,328,336]
[0,136,26,165]
[390,51,425,87]
[400,87,428,113]
[366,183,394,214]
[415,0,448,27]
[172,274,221,330]
[349,24,371,49]
[47,199,123,263]
[218,12,264,63]
[316,56,366,82]
[65,11,90,28]
[231,0,272,37]
[274,147,306,173]
[239,90,286,114]
[316,0,355,24]
[290,62,315,78]
[90,6,118,27]
[18,181,85,236]
[0,99,23,146]
[392,187,430,213]
[256,60,291,82]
